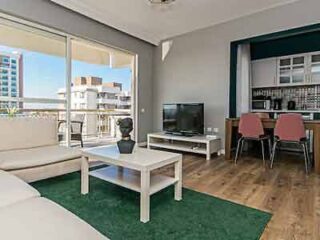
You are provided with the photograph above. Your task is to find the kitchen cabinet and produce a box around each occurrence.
[309,52,320,83]
[251,58,277,88]
[277,54,306,85]
[251,51,320,88]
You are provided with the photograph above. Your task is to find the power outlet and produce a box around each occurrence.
[207,127,213,133]
[213,128,219,133]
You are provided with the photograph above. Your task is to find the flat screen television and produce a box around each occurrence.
[163,103,204,136]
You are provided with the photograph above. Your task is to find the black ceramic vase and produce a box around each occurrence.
[117,118,135,154]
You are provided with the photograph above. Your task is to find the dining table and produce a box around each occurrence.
[225,118,320,174]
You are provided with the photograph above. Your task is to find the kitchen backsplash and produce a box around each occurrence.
[252,85,320,110]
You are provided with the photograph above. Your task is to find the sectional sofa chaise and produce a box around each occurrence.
[0,117,82,182]
[0,117,108,239]
[0,169,108,239]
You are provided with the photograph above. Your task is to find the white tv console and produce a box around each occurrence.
[147,132,221,160]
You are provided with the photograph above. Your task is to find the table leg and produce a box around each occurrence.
[206,142,211,160]
[147,135,150,149]
[174,157,182,201]
[140,170,150,223]
[225,119,232,160]
[81,156,89,195]
[314,125,320,174]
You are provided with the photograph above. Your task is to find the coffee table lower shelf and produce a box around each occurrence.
[90,166,178,195]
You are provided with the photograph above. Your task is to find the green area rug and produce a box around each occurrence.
[32,172,271,240]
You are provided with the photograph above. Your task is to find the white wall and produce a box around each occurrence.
[153,0,320,148]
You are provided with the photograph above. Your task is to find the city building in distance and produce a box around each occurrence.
[0,51,23,109]
[58,76,131,137]
[58,76,131,110]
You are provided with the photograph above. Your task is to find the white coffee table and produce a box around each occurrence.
[81,145,183,223]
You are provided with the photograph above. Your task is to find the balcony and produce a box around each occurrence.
[97,98,118,104]
[0,105,131,148]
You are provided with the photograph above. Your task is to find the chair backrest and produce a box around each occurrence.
[274,113,306,142]
[239,113,264,138]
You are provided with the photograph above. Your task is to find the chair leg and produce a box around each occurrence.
[260,140,265,166]
[270,141,278,169]
[80,138,84,148]
[239,138,245,158]
[305,142,311,168]
[302,142,309,174]
[268,138,272,161]
[235,138,243,164]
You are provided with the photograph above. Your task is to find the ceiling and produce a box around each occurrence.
[51,0,299,45]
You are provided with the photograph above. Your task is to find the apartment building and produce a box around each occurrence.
[0,51,23,108]
[58,76,131,136]
[58,76,131,110]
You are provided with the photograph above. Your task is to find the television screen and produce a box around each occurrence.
[163,103,204,135]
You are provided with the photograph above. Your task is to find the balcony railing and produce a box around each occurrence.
[0,96,133,147]
[0,108,131,148]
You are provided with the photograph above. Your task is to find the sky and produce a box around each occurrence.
[0,46,132,99]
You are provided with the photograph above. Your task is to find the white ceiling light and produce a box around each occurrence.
[149,0,176,5]
[148,0,177,11]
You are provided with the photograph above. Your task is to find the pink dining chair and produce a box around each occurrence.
[235,113,272,165]
[270,113,310,174]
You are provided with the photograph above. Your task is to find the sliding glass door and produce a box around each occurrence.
[0,15,137,146]
[69,38,136,143]
[0,18,68,143]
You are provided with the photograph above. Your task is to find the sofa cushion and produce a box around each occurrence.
[0,170,40,208]
[0,197,108,240]
[0,117,58,151]
[0,145,81,171]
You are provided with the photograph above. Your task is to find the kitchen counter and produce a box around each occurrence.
[251,109,319,113]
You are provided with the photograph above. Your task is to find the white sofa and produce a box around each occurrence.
[0,170,108,240]
[0,117,82,182]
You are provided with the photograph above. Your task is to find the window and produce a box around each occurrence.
[0,14,137,144]
[0,20,67,110]
[70,38,135,138]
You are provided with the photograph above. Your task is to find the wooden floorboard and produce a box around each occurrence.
[156,151,320,240]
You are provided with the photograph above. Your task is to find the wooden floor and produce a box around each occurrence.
[157,151,320,240]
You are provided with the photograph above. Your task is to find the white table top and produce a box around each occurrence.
[82,145,182,171]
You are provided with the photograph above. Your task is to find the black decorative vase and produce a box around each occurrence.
[116,117,135,154]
